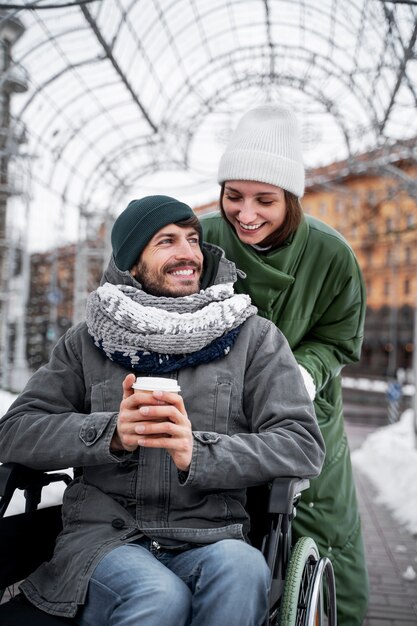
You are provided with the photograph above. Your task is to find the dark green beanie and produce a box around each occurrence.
[111,195,199,271]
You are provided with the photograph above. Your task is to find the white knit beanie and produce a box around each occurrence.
[217,104,305,198]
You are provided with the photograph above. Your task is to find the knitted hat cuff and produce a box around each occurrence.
[218,150,305,197]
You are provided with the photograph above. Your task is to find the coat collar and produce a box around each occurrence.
[217,216,310,311]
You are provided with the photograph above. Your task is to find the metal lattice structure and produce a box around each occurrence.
[0,0,416,387]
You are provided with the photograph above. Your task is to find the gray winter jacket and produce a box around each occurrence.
[0,245,325,618]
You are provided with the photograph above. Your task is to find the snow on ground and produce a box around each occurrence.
[351,408,417,535]
[0,389,18,415]
[1,387,417,534]
[0,389,70,515]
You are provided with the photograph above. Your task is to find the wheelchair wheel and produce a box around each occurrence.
[279,537,337,626]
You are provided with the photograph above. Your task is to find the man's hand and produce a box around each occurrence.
[112,374,193,472]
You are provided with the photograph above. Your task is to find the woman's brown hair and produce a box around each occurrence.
[219,183,303,250]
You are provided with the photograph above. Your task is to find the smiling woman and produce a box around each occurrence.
[202,103,369,626]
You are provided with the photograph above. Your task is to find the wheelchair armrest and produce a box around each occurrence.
[0,462,71,517]
[267,477,310,515]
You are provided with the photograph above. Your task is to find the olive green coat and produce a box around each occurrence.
[202,212,369,626]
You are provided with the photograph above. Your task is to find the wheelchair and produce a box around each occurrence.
[0,462,337,625]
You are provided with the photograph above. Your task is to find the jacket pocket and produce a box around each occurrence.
[213,378,233,433]
[220,493,248,524]
[90,380,122,413]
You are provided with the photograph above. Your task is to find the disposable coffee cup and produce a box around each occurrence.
[132,377,181,394]
[132,378,180,431]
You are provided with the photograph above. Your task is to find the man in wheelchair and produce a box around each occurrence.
[0,195,325,625]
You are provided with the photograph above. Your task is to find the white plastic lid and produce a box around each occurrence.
[132,377,181,393]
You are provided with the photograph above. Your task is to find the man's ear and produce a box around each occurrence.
[130,258,140,279]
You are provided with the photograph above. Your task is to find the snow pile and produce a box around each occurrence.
[0,389,70,515]
[0,389,17,415]
[352,409,417,535]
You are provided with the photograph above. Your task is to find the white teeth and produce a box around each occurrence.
[171,269,194,276]
[239,222,262,230]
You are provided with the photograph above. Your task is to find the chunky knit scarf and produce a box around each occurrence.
[86,282,257,373]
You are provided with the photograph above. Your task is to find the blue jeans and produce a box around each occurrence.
[76,537,270,626]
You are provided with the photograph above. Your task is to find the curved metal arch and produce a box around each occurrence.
[127,0,359,48]
[104,0,170,102]
[57,124,159,203]
[381,5,417,107]
[10,25,131,148]
[42,98,154,185]
[1,1,98,9]
[4,1,416,212]
[160,44,381,144]
[26,47,404,212]
[175,75,357,173]
[78,134,161,197]
[27,76,130,149]
[13,55,105,121]
[155,37,384,124]
[46,104,162,192]
[56,130,162,208]
[76,132,199,210]
[80,3,158,132]
[26,108,129,194]
[11,1,408,159]
[13,18,154,142]
[133,2,405,135]
[29,157,90,215]
[70,60,385,209]
[124,0,385,71]
[77,82,355,211]
[11,22,92,65]
[79,158,175,214]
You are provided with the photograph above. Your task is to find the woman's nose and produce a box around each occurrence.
[238,200,257,223]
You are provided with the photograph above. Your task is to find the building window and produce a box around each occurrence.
[406,213,414,229]
[404,279,411,295]
[384,281,390,296]
[386,217,393,233]
[405,246,412,265]
[386,249,393,266]
[367,190,377,206]
[351,192,360,208]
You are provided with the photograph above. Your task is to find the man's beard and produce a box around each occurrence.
[135,261,202,297]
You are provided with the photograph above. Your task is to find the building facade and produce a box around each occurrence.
[302,144,416,379]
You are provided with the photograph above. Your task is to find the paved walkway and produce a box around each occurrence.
[345,420,417,625]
